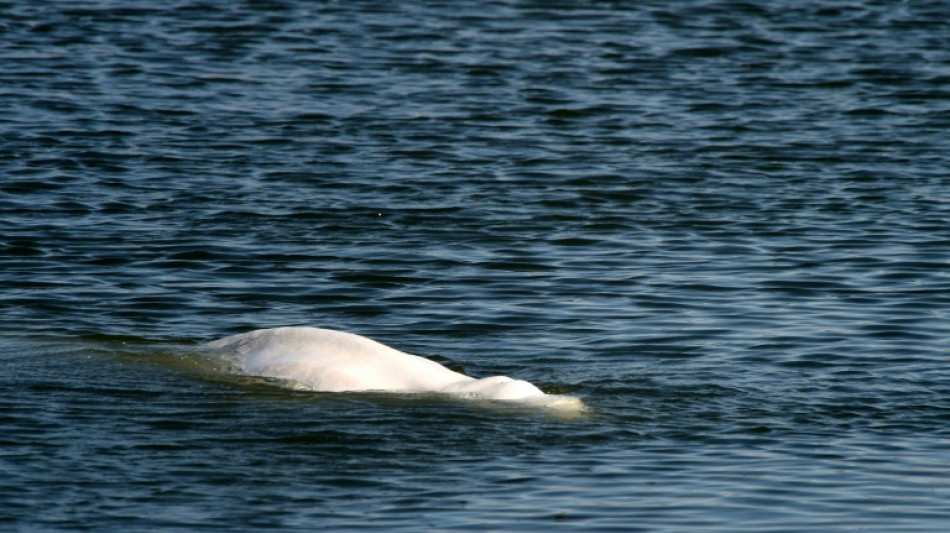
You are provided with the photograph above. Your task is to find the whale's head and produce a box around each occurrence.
[441,375,545,400]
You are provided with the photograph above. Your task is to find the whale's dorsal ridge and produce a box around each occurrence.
[203,326,584,413]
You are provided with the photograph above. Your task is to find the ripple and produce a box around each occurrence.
[3,0,950,531]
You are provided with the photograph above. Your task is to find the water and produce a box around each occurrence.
[2,0,950,530]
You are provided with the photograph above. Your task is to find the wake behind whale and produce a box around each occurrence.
[203,327,583,410]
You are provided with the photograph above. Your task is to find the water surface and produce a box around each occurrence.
[2,1,950,531]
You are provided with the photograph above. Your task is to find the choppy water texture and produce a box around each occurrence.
[3,0,950,531]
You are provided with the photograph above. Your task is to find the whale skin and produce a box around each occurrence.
[204,326,547,401]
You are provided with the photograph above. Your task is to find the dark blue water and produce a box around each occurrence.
[3,1,950,531]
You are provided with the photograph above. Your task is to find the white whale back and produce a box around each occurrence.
[204,326,548,401]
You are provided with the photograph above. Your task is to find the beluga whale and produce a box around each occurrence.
[204,327,580,408]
